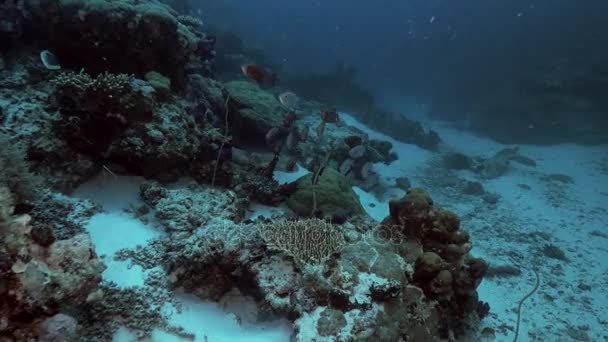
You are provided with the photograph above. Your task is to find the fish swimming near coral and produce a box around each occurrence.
[40,50,61,70]
[241,63,275,86]
[360,162,373,179]
[266,126,290,153]
[278,91,299,109]
[339,158,354,176]
[349,145,366,159]
[322,108,339,123]
[315,108,339,137]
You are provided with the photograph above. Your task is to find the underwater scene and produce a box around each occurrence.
[0,0,607,341]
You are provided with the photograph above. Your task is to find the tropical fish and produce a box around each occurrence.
[266,126,291,154]
[241,63,275,85]
[339,158,354,175]
[349,145,366,159]
[285,158,297,172]
[278,91,299,108]
[40,50,61,70]
[315,108,339,137]
[321,108,339,123]
[360,162,372,179]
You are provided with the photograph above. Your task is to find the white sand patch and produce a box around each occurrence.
[73,174,294,341]
[273,163,310,184]
[151,293,293,342]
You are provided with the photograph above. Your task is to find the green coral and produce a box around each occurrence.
[144,71,171,95]
[287,168,365,217]
[224,81,287,141]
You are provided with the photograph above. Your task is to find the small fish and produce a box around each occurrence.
[278,91,299,108]
[285,158,297,172]
[349,145,366,159]
[241,63,275,85]
[360,162,372,179]
[321,108,339,123]
[265,127,285,146]
[339,159,354,176]
[40,50,61,70]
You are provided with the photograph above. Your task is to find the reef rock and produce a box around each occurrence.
[385,188,487,318]
[287,168,365,218]
[224,80,287,143]
[0,213,104,340]
[21,0,213,86]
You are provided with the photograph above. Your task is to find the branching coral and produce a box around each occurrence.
[51,71,134,111]
[50,70,154,154]
[258,219,346,265]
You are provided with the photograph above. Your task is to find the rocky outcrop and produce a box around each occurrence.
[0,206,104,340]
[224,80,288,143]
[384,188,488,320]
[18,0,214,85]
[287,168,365,218]
[119,186,487,341]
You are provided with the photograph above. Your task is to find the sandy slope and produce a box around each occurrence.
[345,114,608,342]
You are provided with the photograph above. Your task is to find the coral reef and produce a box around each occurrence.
[18,0,214,85]
[0,1,493,339]
[23,68,224,187]
[116,188,486,340]
[224,80,288,143]
[287,168,365,218]
[139,181,247,231]
[0,210,104,340]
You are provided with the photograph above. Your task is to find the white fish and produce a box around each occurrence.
[430,16,435,24]
[278,91,299,109]
[40,50,61,70]
[339,159,354,175]
[360,162,372,179]
[349,145,366,159]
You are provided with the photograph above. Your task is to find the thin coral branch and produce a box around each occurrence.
[211,94,230,187]
[311,146,333,216]
[513,267,540,342]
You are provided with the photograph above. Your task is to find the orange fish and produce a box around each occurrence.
[241,63,275,86]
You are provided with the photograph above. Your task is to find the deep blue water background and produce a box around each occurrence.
[196,0,608,116]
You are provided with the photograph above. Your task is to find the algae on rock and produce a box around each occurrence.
[287,168,364,217]
[224,80,287,142]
